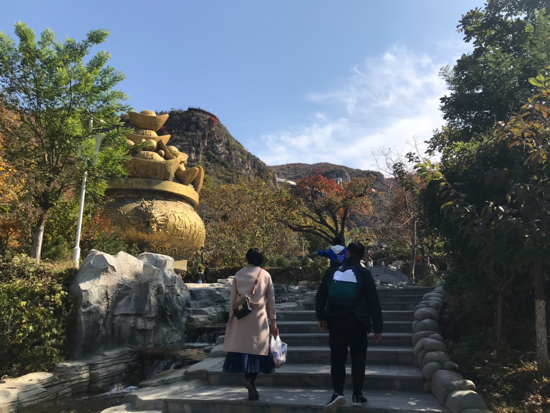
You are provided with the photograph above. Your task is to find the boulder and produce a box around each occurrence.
[413,319,439,333]
[444,361,459,371]
[431,369,464,406]
[423,301,443,311]
[446,390,489,413]
[448,379,476,393]
[418,349,427,365]
[70,251,190,358]
[424,339,447,352]
[414,308,439,321]
[422,362,442,380]
[429,333,444,342]
[423,293,444,300]
[422,351,450,367]
[412,331,434,346]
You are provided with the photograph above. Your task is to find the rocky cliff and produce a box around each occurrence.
[155,108,271,185]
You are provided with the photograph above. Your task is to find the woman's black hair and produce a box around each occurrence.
[246,248,264,266]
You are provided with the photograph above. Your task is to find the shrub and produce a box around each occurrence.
[0,254,75,377]
[418,274,440,287]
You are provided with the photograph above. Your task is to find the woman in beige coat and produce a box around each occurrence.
[223,248,278,401]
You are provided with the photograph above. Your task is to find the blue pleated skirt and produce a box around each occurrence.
[223,352,274,374]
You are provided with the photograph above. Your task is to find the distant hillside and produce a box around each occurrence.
[123,108,271,185]
[270,162,386,187]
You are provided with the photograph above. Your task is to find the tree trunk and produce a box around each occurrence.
[534,265,549,373]
[496,289,504,344]
[30,209,47,264]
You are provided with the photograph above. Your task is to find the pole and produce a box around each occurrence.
[301,237,305,258]
[72,118,94,267]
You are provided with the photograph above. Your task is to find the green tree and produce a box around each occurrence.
[418,70,550,371]
[199,176,302,267]
[431,0,550,151]
[0,23,131,262]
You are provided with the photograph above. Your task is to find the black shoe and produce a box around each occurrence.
[352,394,368,407]
[323,392,346,412]
[244,380,259,401]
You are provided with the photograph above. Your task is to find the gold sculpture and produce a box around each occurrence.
[104,110,206,273]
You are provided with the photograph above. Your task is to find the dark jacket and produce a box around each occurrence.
[315,257,383,333]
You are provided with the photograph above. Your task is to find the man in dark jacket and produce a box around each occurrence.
[316,242,383,412]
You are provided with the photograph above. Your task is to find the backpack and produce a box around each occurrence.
[327,263,362,308]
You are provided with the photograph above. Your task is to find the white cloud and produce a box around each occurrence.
[258,44,457,169]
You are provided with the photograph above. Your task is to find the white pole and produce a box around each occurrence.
[72,118,94,267]
[72,170,88,267]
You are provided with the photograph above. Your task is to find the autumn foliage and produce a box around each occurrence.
[288,175,375,244]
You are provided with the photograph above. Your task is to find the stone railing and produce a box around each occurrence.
[413,286,491,413]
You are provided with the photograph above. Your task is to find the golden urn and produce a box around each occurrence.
[104,110,205,272]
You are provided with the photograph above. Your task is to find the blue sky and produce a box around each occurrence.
[2,1,484,170]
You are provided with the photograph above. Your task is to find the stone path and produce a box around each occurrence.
[103,287,449,413]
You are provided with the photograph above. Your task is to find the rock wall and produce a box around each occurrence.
[69,251,190,358]
[0,348,140,412]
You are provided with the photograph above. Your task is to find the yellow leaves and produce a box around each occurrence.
[20,301,26,306]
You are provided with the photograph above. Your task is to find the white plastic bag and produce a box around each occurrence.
[270,335,287,368]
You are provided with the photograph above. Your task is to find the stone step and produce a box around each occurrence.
[300,301,420,311]
[281,332,413,347]
[380,302,421,310]
[277,321,412,334]
[164,385,448,413]
[376,287,434,297]
[287,346,413,365]
[206,363,424,392]
[215,332,413,348]
[277,310,413,322]
[378,294,424,303]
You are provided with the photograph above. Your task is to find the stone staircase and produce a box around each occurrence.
[104,287,449,413]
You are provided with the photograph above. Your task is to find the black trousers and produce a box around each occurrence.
[326,315,369,395]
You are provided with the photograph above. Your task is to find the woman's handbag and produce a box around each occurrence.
[232,268,263,319]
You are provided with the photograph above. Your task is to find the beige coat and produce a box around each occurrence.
[223,265,276,355]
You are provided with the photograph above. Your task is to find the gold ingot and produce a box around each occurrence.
[126,133,171,146]
[135,129,158,137]
[128,110,169,131]
[135,151,164,162]
[144,139,157,151]
[125,156,180,181]
[175,165,199,185]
